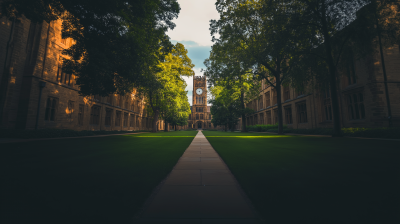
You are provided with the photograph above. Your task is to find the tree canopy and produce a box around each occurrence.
[1,0,180,96]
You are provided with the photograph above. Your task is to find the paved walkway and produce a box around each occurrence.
[135,131,260,224]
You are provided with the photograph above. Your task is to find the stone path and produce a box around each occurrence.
[135,131,260,224]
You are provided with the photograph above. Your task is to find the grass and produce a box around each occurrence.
[0,129,151,139]
[202,131,400,224]
[0,131,197,224]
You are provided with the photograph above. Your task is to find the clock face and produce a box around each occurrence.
[196,88,203,95]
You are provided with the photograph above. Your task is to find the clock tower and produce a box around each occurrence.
[189,76,212,129]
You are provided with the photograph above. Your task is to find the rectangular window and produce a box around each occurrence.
[90,105,101,125]
[266,111,271,124]
[45,97,58,121]
[131,100,135,111]
[296,102,308,123]
[105,95,112,104]
[285,107,293,124]
[124,112,128,127]
[57,61,73,86]
[347,92,365,120]
[209,123,211,128]
[196,114,199,120]
[272,89,277,105]
[115,111,121,126]
[189,114,191,120]
[347,54,357,85]
[260,113,264,124]
[265,92,270,107]
[105,108,112,126]
[258,97,263,110]
[200,114,204,119]
[273,109,278,124]
[209,114,212,119]
[67,101,74,118]
[130,115,135,127]
[283,86,290,101]
[78,104,84,125]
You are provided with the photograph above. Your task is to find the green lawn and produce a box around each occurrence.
[0,131,197,224]
[202,131,400,224]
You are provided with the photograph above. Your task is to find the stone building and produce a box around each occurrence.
[188,76,215,129]
[240,45,400,130]
[0,15,159,131]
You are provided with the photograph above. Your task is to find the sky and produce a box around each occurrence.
[166,0,219,106]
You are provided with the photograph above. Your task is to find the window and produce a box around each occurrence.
[283,86,290,101]
[67,101,74,118]
[45,97,57,121]
[297,102,308,123]
[78,104,84,125]
[57,62,73,86]
[273,109,278,124]
[272,89,277,105]
[260,113,264,124]
[200,114,204,119]
[196,107,204,112]
[90,105,101,125]
[347,93,365,120]
[209,114,211,119]
[115,111,121,126]
[130,114,135,127]
[105,108,113,126]
[106,95,112,104]
[209,123,211,128]
[266,111,272,124]
[131,100,135,111]
[124,113,128,127]
[265,92,270,107]
[196,114,199,119]
[93,95,101,102]
[346,53,357,85]
[285,107,293,124]
[189,114,191,120]
[124,99,129,109]
[258,97,263,110]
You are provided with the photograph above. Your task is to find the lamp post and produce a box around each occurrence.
[35,81,46,130]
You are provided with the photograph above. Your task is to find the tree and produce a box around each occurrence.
[209,85,253,131]
[210,0,306,134]
[355,1,400,127]
[0,0,180,96]
[137,43,194,132]
[204,39,260,132]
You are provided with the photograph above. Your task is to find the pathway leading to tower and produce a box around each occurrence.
[136,131,260,224]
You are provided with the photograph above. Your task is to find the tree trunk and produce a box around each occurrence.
[375,12,392,127]
[240,89,247,132]
[152,110,159,132]
[164,121,169,132]
[321,8,342,137]
[276,74,284,135]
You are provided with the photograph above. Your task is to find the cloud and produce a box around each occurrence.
[166,0,219,47]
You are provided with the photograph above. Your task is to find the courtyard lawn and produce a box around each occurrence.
[0,131,197,224]
[202,131,400,224]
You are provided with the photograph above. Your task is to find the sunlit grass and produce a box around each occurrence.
[202,131,400,224]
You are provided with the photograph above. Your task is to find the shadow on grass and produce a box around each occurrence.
[0,131,197,224]
[202,131,400,224]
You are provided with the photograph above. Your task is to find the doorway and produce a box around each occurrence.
[197,122,202,129]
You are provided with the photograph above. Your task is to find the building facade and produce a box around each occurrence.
[240,45,400,130]
[0,16,159,131]
[188,76,215,129]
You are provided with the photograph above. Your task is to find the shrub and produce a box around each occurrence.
[246,124,288,132]
[0,129,146,139]
[266,127,400,139]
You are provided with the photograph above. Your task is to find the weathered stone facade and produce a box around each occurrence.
[241,45,400,130]
[0,16,157,131]
[188,76,215,129]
